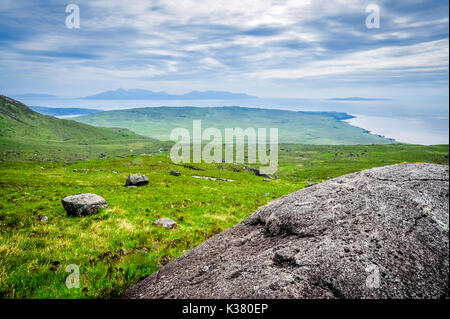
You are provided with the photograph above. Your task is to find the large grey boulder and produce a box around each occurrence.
[62,193,108,217]
[125,174,149,187]
[124,164,449,299]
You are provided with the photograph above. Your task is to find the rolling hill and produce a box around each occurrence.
[75,106,395,144]
[0,95,170,161]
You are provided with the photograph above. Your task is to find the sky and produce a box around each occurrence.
[0,0,448,101]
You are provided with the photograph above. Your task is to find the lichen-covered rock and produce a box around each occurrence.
[125,174,149,187]
[124,164,449,299]
[154,218,177,229]
[62,193,108,217]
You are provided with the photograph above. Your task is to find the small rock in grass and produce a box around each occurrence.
[125,174,149,187]
[62,193,108,217]
[73,169,78,172]
[127,185,137,188]
[264,193,270,197]
[40,216,48,222]
[170,170,181,176]
[154,218,177,229]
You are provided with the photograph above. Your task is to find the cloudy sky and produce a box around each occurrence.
[0,0,448,100]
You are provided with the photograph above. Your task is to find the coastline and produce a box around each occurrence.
[344,114,449,145]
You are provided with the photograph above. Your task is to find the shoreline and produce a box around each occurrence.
[343,114,449,145]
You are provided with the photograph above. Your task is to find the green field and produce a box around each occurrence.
[0,144,448,298]
[74,106,394,144]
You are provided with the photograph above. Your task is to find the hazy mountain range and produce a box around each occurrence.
[82,88,258,100]
[10,90,393,102]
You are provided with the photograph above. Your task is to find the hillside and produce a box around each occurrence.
[75,106,395,144]
[0,95,169,161]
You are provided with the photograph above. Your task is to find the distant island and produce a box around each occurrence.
[82,88,258,100]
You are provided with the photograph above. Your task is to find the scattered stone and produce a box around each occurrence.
[246,167,271,179]
[124,164,449,299]
[170,170,181,176]
[192,176,234,182]
[99,153,106,158]
[112,171,118,174]
[62,193,108,217]
[40,216,48,222]
[125,174,149,187]
[73,169,89,173]
[153,218,177,229]
[264,193,270,197]
[40,167,44,170]
[127,185,137,188]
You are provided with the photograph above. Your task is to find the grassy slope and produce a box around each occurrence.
[0,145,448,298]
[75,106,393,144]
[0,95,170,162]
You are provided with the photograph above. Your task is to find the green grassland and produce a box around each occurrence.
[74,106,394,144]
[0,95,170,162]
[0,95,448,298]
[276,143,449,182]
[0,144,448,298]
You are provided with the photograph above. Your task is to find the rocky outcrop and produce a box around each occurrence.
[125,174,149,187]
[124,164,449,299]
[62,193,108,217]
